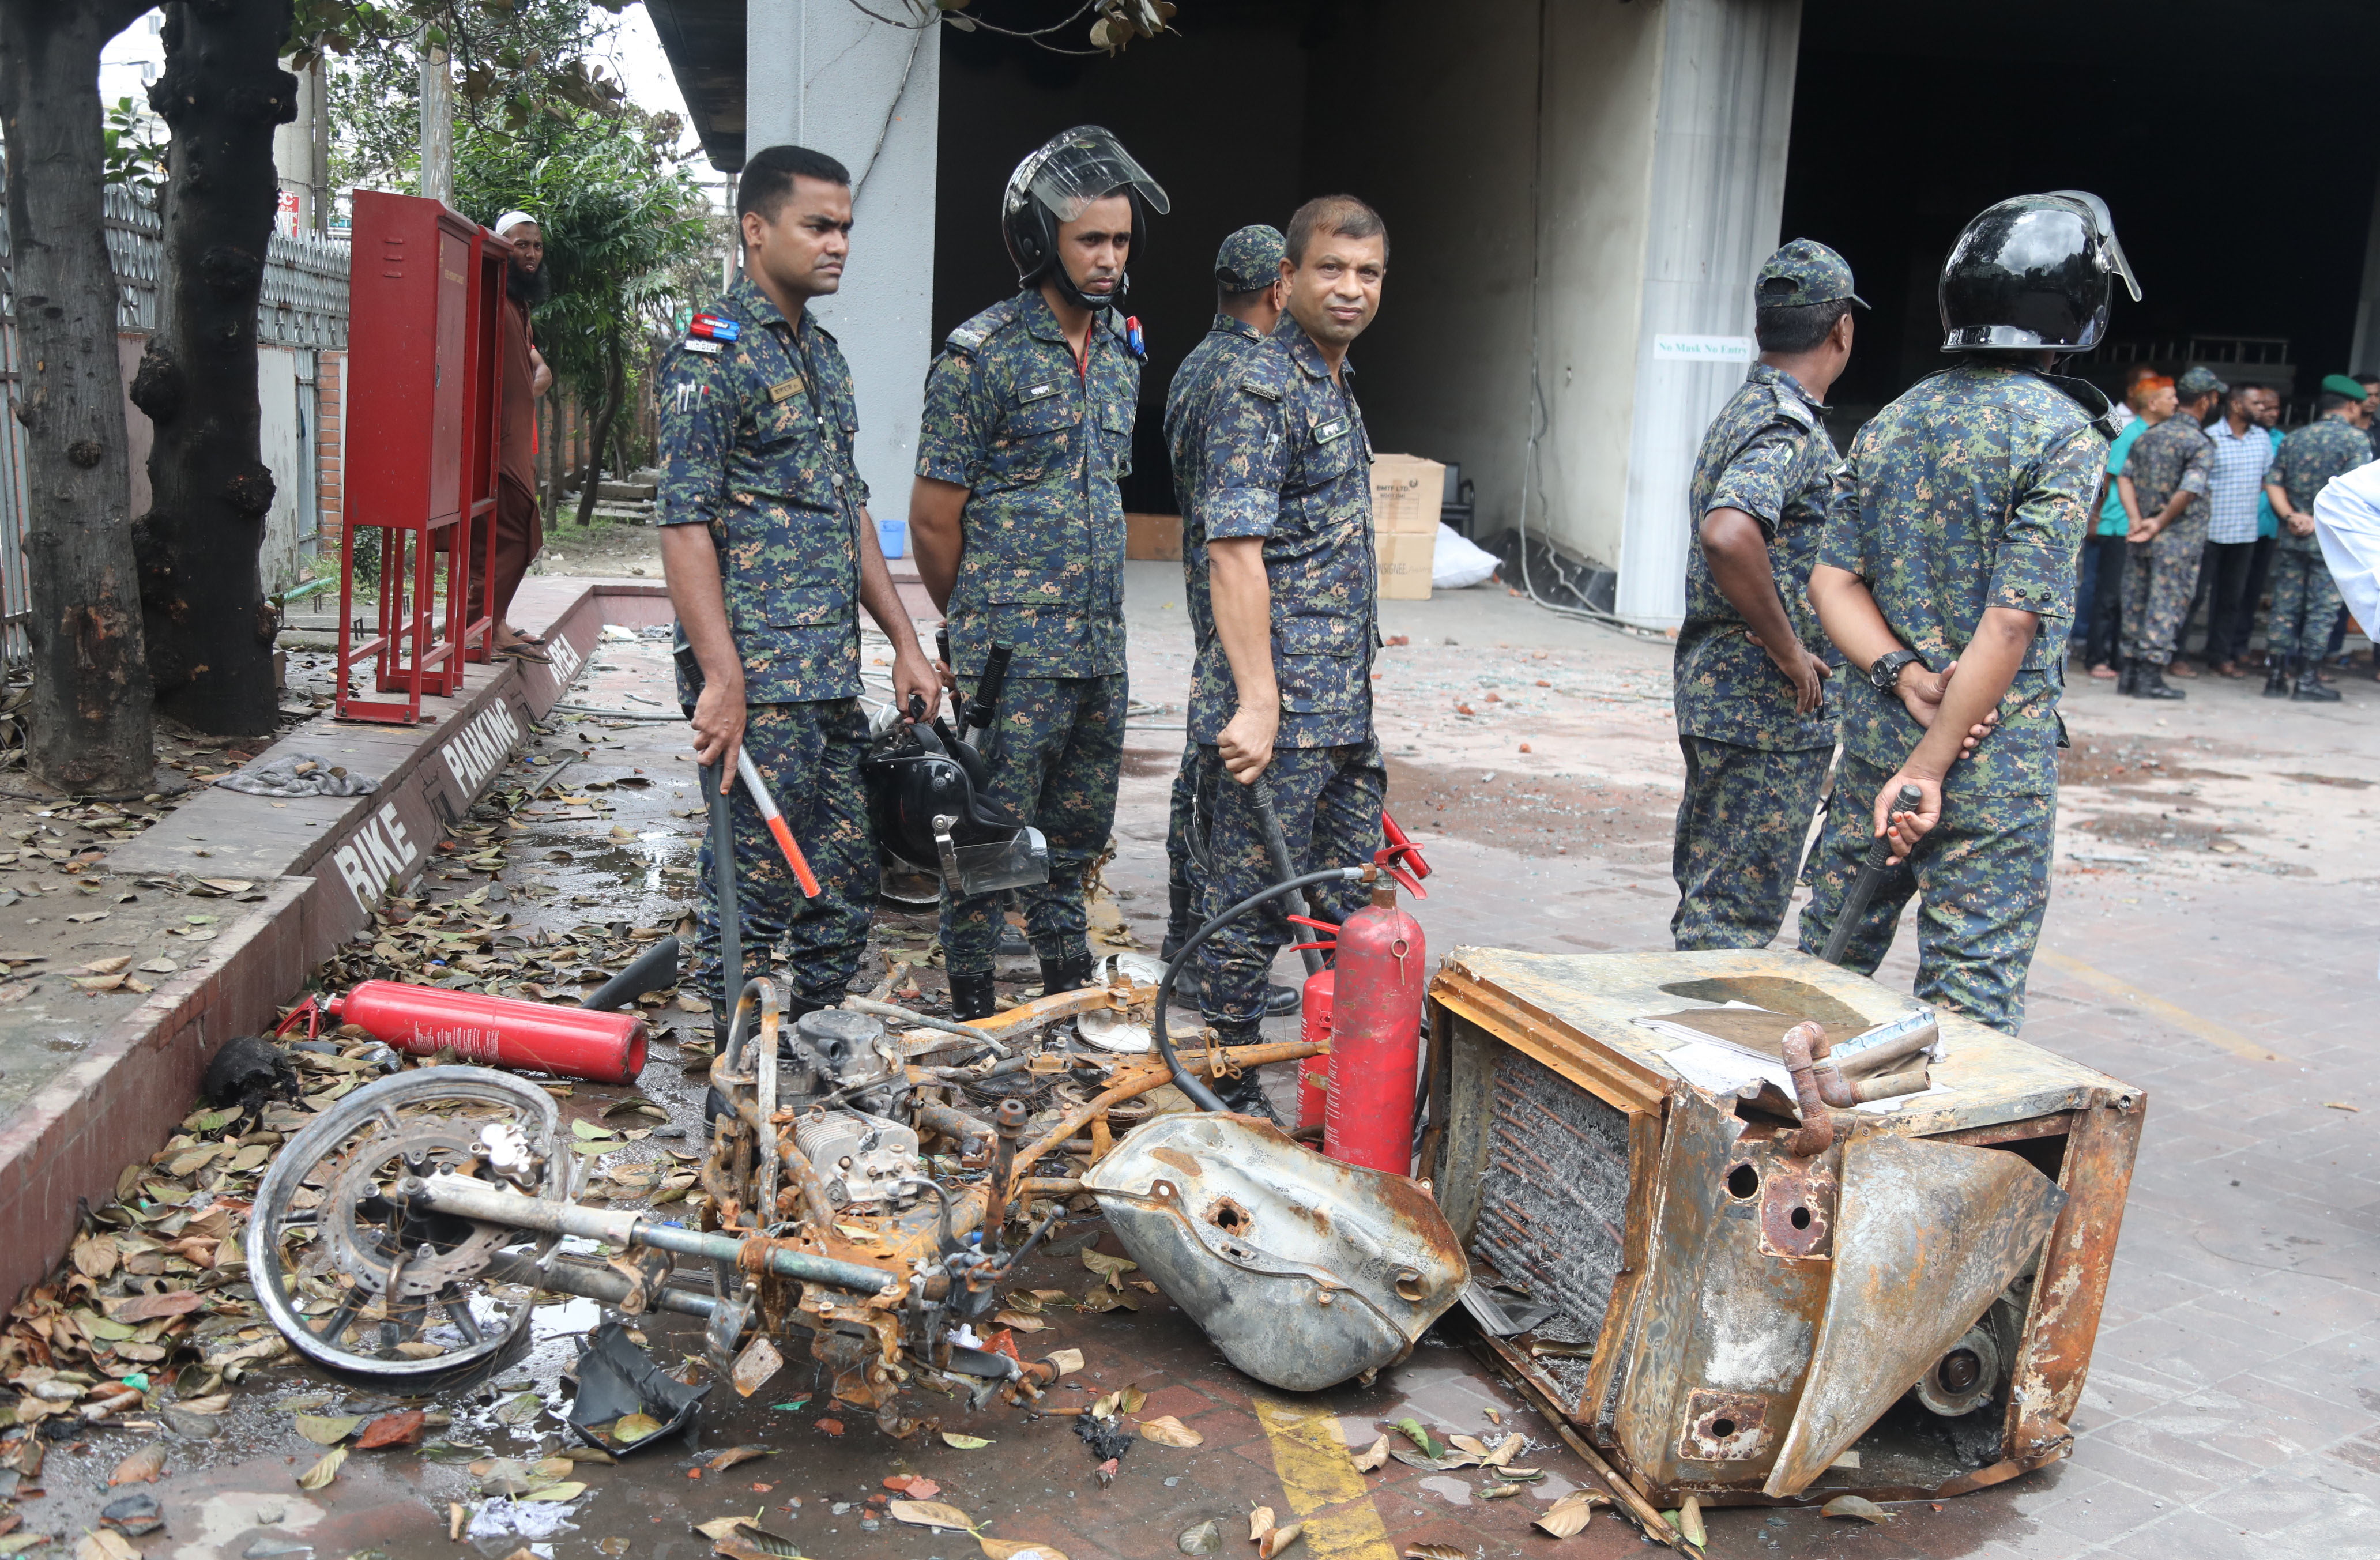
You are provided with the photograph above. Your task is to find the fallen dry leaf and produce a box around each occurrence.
[1533,1489,1602,1539]
[978,1540,1068,1560]
[296,1447,348,1490]
[292,1412,362,1445]
[1677,1496,1706,1547]
[356,1408,427,1449]
[1139,1415,1203,1448]
[942,1432,994,1449]
[1257,1524,1303,1559]
[76,1532,139,1560]
[1248,1508,1275,1543]
[1350,1434,1390,1472]
[611,1411,664,1444]
[107,1289,205,1324]
[1821,1495,1893,1524]
[2325,1101,2360,1113]
[1485,1433,1523,1467]
[1178,1520,1221,1555]
[1406,1548,1467,1560]
[1479,1483,1525,1499]
[888,1499,975,1532]
[80,956,133,975]
[108,1446,165,1485]
[1080,1249,1136,1280]
[707,1445,771,1472]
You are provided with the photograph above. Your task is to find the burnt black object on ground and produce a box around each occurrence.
[568,1318,710,1455]
[1074,1410,1136,1461]
[199,1033,299,1116]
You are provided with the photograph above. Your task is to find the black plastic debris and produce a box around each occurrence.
[567,1319,709,1455]
[101,1494,164,1537]
[200,1034,300,1116]
[1074,1411,1135,1462]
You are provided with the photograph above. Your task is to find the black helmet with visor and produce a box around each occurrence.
[1000,125,1169,312]
[1939,190,2141,354]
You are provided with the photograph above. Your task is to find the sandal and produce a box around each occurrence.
[495,642,552,664]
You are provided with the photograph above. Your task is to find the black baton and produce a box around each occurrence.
[1818,783,1925,966]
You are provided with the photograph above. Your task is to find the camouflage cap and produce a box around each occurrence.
[1214,224,1286,292]
[1756,239,1867,308]
[2176,365,2228,397]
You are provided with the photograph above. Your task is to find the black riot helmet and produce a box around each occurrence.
[1939,190,2141,354]
[1000,125,1169,312]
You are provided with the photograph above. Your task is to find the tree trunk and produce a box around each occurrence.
[0,0,158,795]
[129,0,297,736]
[575,329,625,527]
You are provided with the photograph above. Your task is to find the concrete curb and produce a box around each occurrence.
[0,577,672,1308]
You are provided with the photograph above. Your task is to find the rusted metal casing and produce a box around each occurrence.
[1428,948,2142,1507]
[1084,1113,1468,1391]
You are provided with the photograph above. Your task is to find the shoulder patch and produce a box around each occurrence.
[944,296,1023,357]
[1771,386,1816,429]
[1235,343,1294,403]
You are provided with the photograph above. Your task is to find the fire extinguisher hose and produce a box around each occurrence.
[1154,865,1366,1113]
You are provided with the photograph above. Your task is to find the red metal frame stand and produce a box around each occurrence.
[336,190,510,722]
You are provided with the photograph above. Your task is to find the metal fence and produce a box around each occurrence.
[0,181,350,660]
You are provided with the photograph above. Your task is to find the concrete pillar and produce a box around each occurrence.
[273,56,330,233]
[1610,0,1802,626]
[745,1,940,531]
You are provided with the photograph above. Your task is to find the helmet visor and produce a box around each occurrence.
[2047,189,2141,303]
[1020,125,1170,224]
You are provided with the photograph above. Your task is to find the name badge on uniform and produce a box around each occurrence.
[1313,416,1351,444]
[1019,382,1061,403]
[681,338,722,356]
[769,378,804,403]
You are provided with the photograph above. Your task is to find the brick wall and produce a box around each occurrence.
[315,348,345,548]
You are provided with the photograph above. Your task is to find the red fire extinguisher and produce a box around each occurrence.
[1323,871,1428,1175]
[287,982,648,1085]
[1296,968,1334,1131]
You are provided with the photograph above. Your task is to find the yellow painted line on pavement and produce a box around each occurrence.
[2036,949,2282,1062]
[1252,1396,1398,1560]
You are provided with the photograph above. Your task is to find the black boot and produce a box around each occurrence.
[1161,879,1196,962]
[2293,666,2343,702]
[2133,661,2187,700]
[2264,660,2294,698]
[2117,660,2137,696]
[1261,981,1302,1017]
[949,971,999,1021]
[1037,951,1095,999]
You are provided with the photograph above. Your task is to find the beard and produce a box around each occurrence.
[506,258,550,307]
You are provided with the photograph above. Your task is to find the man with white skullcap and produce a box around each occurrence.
[481,210,554,659]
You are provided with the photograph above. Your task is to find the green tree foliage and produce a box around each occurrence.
[454,102,714,518]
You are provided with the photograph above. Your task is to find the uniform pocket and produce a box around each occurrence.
[764,582,848,628]
[1274,610,1364,715]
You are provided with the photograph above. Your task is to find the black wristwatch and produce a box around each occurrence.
[1868,648,1927,692]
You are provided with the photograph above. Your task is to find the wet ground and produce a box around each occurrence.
[9,566,2379,1560]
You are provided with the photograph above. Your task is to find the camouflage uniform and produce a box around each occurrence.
[1671,360,1842,951]
[1188,316,1385,1030]
[2119,406,2215,666]
[658,275,876,1016]
[2266,415,2366,658]
[1164,238,1285,922]
[917,291,1140,975]
[1795,360,2103,1033]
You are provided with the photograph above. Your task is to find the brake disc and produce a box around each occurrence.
[319,1122,522,1299]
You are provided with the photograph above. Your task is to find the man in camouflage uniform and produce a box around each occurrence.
[910,127,1165,1019]
[2262,374,2374,701]
[657,145,940,1032]
[1798,192,2120,1035]
[1187,195,1391,1113]
[1671,240,1858,950]
[1160,224,1297,1013]
[2118,365,2224,700]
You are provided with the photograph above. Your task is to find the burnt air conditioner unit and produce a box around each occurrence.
[1424,947,2143,1505]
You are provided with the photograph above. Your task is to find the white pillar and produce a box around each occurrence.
[418,33,453,206]
[1610,0,1801,627]
[746,2,940,529]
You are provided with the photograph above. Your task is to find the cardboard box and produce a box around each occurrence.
[1126,512,1183,562]
[1377,529,1434,600]
[1370,453,1445,534]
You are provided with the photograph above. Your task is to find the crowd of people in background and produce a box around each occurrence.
[2082,362,2379,700]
